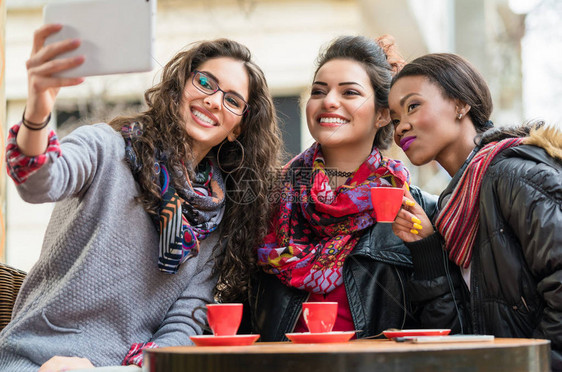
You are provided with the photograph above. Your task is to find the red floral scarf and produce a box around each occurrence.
[435,138,524,268]
[257,143,410,294]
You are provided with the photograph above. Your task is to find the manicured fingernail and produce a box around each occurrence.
[405,199,415,207]
[411,217,421,224]
[413,223,423,230]
[410,229,419,235]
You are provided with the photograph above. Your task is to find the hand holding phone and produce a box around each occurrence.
[25,24,85,124]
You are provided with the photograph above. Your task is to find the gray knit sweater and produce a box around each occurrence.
[0,124,219,371]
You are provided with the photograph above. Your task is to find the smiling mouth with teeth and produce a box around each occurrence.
[318,117,349,125]
[192,109,217,126]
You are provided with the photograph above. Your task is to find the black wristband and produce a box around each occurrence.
[22,109,51,131]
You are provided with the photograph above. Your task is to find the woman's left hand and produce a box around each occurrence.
[38,355,94,372]
[392,189,434,242]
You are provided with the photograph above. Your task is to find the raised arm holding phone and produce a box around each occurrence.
[1,23,281,372]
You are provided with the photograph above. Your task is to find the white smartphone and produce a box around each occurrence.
[43,0,156,78]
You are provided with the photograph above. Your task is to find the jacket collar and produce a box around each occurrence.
[524,125,562,161]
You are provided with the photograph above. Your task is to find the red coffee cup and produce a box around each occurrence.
[206,303,243,336]
[370,187,405,223]
[302,302,338,333]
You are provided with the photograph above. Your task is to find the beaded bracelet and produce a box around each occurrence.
[22,109,51,131]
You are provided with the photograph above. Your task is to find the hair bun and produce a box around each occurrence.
[376,34,405,75]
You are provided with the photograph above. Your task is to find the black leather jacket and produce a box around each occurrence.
[408,139,562,371]
[245,186,438,341]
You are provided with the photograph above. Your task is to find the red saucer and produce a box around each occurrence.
[190,334,260,347]
[286,331,355,344]
[383,329,451,339]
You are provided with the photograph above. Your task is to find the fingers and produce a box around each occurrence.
[393,189,435,242]
[31,23,63,55]
[27,38,84,92]
[391,216,421,243]
[395,208,423,234]
[27,77,83,103]
[401,195,416,208]
[39,356,94,372]
[27,38,82,71]
[394,199,434,239]
[399,195,421,235]
[27,24,84,85]
[24,26,85,124]
[28,56,85,89]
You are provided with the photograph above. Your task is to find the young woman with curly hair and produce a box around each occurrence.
[0,24,281,371]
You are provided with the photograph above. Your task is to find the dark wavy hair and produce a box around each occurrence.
[109,39,282,303]
[313,35,405,149]
[391,53,493,134]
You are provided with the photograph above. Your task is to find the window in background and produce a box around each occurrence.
[273,96,301,161]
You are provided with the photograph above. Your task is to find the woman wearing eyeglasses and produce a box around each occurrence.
[0,24,281,371]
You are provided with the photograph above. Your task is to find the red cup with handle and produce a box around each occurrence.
[370,187,405,223]
[302,302,338,333]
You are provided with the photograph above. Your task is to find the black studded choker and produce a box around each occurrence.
[324,168,354,178]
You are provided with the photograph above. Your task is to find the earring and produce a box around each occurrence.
[216,138,245,174]
[457,113,463,120]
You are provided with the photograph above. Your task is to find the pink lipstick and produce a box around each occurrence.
[399,136,416,151]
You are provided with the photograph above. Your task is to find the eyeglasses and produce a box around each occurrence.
[191,70,249,116]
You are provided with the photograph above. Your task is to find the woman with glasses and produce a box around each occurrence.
[248,35,438,341]
[0,24,281,371]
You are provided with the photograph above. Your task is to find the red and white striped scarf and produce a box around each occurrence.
[435,138,524,268]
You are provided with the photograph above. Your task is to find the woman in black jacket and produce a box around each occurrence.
[246,35,438,341]
[388,53,562,370]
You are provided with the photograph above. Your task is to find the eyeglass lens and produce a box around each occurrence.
[193,72,248,115]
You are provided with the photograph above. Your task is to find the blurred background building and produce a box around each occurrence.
[1,0,560,270]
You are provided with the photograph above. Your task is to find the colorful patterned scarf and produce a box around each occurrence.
[435,138,524,268]
[257,143,410,294]
[122,123,225,274]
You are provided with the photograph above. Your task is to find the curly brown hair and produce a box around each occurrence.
[108,39,282,303]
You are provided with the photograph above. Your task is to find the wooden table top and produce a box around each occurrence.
[144,338,551,372]
[147,337,548,354]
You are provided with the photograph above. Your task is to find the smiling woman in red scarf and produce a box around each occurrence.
[247,35,439,342]
[258,143,409,294]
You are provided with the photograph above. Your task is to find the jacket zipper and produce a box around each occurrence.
[289,292,310,333]
[470,263,480,333]
[395,266,407,329]
[343,260,358,335]
[520,296,530,312]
